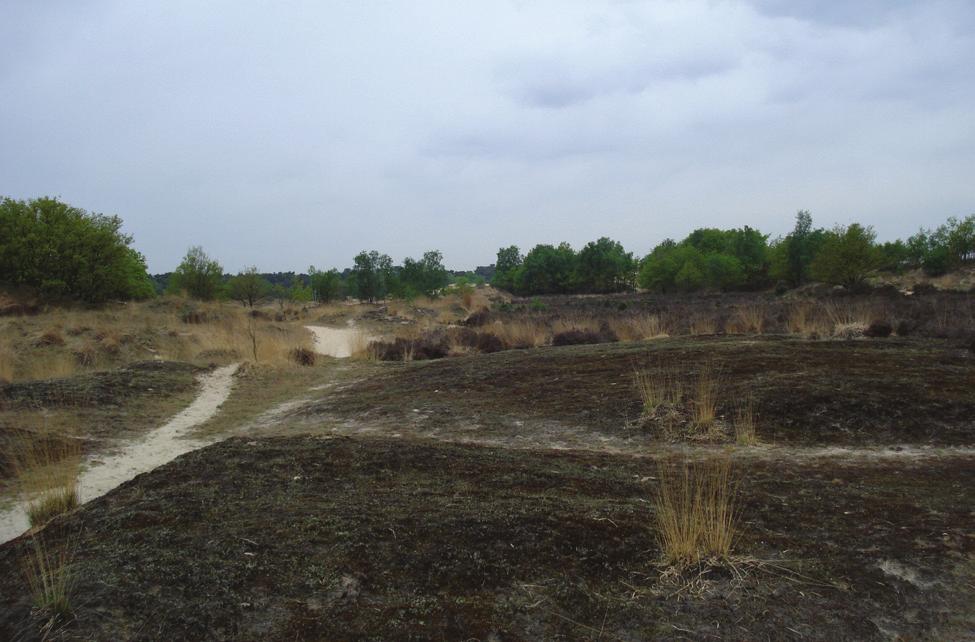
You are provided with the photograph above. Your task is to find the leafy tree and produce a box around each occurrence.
[398,250,449,298]
[810,223,881,287]
[308,266,343,302]
[288,277,313,303]
[637,240,681,292]
[513,243,577,295]
[770,211,828,287]
[168,246,224,300]
[227,267,271,307]
[492,245,522,292]
[350,250,393,302]
[0,196,155,303]
[574,237,636,293]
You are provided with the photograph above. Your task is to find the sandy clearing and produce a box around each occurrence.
[306,324,373,358]
[0,363,239,544]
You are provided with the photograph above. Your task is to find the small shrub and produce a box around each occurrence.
[895,319,914,336]
[475,332,506,353]
[462,308,491,327]
[34,328,65,347]
[73,343,97,367]
[552,329,602,346]
[863,320,893,338]
[290,346,316,366]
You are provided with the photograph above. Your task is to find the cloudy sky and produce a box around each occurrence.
[2,1,973,273]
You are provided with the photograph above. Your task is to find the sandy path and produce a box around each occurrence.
[306,324,374,359]
[0,363,239,544]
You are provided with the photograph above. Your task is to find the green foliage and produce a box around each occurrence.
[574,237,636,293]
[308,266,343,302]
[288,278,313,303]
[350,250,393,302]
[513,243,577,295]
[396,250,449,298]
[227,267,271,307]
[810,223,881,287]
[492,245,522,292]
[908,215,975,275]
[0,196,155,303]
[638,227,768,293]
[168,246,223,300]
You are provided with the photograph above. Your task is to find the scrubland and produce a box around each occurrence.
[0,284,973,640]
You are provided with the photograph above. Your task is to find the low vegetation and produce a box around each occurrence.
[8,425,81,527]
[654,458,739,566]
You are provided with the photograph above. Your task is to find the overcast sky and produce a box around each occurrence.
[2,1,973,273]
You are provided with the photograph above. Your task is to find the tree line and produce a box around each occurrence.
[2,196,972,304]
[494,211,975,295]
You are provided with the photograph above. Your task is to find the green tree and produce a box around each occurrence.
[492,245,522,292]
[308,266,343,302]
[513,243,577,295]
[227,267,270,307]
[574,237,636,293]
[168,246,224,300]
[288,277,313,303]
[398,250,449,298]
[350,250,393,302]
[810,223,881,287]
[0,196,155,303]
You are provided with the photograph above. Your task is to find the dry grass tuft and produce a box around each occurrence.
[9,424,82,527]
[634,368,684,416]
[22,536,74,622]
[654,458,739,566]
[691,362,719,428]
[728,304,765,334]
[610,315,668,342]
[488,320,550,349]
[689,316,717,336]
[733,400,758,446]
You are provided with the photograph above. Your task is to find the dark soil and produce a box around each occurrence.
[0,436,970,641]
[314,336,975,447]
[0,361,199,410]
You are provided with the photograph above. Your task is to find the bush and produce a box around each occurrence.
[168,246,223,300]
[475,332,506,353]
[810,224,881,287]
[290,347,316,366]
[0,196,155,303]
[863,320,893,338]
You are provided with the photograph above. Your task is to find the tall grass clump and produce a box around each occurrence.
[634,368,683,416]
[654,458,739,566]
[10,429,81,527]
[23,535,75,622]
[733,399,758,445]
[691,362,719,428]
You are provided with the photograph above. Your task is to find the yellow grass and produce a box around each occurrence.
[654,458,739,566]
[689,316,717,336]
[9,425,81,527]
[733,400,758,446]
[488,319,550,348]
[633,368,684,416]
[611,314,668,342]
[787,303,831,337]
[691,362,719,428]
[727,304,765,334]
[22,536,74,620]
